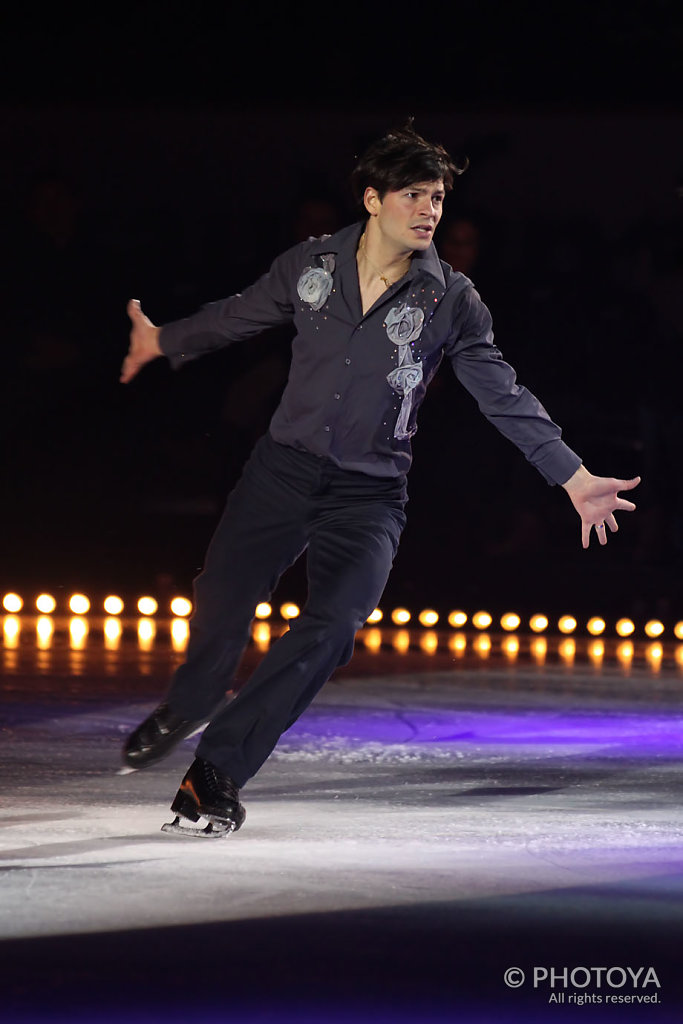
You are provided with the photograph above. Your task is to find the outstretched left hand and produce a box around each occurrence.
[562,465,640,549]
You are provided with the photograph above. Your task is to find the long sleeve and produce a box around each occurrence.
[159,242,306,369]
[445,287,582,485]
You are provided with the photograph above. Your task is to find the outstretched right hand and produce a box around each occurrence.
[120,299,163,383]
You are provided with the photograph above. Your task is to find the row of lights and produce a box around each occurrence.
[362,627,676,663]
[2,594,681,640]
[3,618,676,670]
[1,593,193,617]
[369,608,678,640]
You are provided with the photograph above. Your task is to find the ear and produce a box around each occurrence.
[363,186,382,217]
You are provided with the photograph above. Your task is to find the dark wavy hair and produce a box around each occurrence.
[350,121,468,215]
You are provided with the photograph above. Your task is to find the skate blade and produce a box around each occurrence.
[117,766,137,775]
[186,723,208,739]
[161,815,236,839]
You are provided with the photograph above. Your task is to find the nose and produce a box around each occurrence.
[419,198,438,220]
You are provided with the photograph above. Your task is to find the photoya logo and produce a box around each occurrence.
[504,966,662,1006]
[504,965,661,990]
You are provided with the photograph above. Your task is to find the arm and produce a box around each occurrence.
[446,287,640,547]
[446,287,582,485]
[120,242,305,383]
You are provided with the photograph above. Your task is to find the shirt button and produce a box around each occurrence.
[334,392,341,400]
[345,358,351,365]
[324,425,330,432]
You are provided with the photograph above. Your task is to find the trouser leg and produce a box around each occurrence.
[196,491,406,786]
[165,436,308,718]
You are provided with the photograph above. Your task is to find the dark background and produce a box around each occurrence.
[2,2,682,621]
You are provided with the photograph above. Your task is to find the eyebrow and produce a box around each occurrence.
[405,184,446,196]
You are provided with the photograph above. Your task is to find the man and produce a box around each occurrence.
[120,125,639,838]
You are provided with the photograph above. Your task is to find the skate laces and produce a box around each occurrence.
[201,759,239,802]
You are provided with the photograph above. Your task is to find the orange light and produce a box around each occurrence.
[559,638,575,662]
[104,617,122,649]
[393,629,410,653]
[418,609,439,627]
[363,627,382,651]
[171,618,189,652]
[420,631,439,654]
[616,640,634,664]
[137,617,155,650]
[502,636,519,658]
[646,642,663,668]
[587,617,606,636]
[558,615,577,634]
[448,610,468,628]
[170,597,192,618]
[36,615,54,650]
[254,602,272,619]
[104,595,124,615]
[391,607,411,625]
[2,593,23,613]
[616,618,635,638]
[251,621,270,651]
[366,608,383,624]
[644,619,665,639]
[280,602,300,620]
[589,639,604,662]
[531,636,547,662]
[36,593,57,614]
[500,612,520,632]
[3,615,20,647]
[69,594,90,615]
[474,634,491,657]
[449,632,467,656]
[529,614,548,633]
[472,611,492,630]
[674,621,683,641]
[137,596,158,616]
[69,616,88,649]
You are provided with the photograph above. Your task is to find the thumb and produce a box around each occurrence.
[127,298,143,321]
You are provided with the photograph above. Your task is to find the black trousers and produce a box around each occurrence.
[166,433,407,787]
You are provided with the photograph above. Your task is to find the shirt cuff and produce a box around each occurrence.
[534,441,583,486]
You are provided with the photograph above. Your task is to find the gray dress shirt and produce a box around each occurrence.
[160,222,582,484]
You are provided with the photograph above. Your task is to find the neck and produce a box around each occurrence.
[357,222,413,288]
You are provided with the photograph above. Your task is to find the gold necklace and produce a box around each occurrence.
[358,233,411,288]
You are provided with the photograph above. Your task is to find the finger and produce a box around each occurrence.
[615,498,637,512]
[120,355,138,384]
[616,476,641,492]
[127,298,143,322]
[582,522,591,549]
[606,513,618,533]
[595,522,608,545]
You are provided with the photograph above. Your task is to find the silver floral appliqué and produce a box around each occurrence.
[296,254,335,311]
[385,303,424,440]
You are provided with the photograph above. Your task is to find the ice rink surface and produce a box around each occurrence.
[2,628,683,1023]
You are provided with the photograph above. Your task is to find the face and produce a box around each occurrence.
[364,180,446,253]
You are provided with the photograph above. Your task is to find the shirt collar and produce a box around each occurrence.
[307,221,447,289]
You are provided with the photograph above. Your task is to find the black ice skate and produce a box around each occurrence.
[121,703,208,772]
[161,757,246,838]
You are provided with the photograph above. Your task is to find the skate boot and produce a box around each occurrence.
[161,757,246,838]
[121,703,208,772]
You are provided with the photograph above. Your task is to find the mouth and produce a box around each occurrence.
[411,224,433,238]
